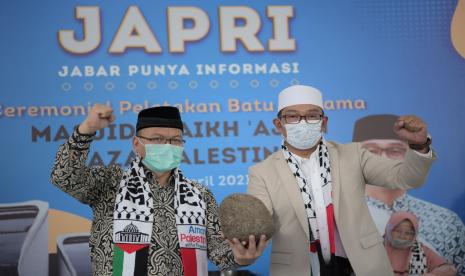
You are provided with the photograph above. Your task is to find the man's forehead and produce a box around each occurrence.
[282,104,323,113]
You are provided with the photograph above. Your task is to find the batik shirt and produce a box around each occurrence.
[51,129,238,276]
[366,194,465,275]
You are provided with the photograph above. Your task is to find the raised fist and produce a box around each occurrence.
[393,115,428,147]
[78,104,115,134]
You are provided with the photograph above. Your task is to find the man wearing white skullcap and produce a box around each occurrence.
[247,85,437,276]
[278,85,324,111]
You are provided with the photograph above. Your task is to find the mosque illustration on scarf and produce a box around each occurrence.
[115,223,149,243]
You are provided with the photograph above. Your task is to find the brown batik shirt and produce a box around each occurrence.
[50,129,238,276]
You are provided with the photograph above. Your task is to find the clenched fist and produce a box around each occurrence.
[78,104,115,134]
[393,115,429,152]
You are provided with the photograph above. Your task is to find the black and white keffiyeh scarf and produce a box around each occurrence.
[112,157,207,276]
[408,241,428,275]
[282,139,336,273]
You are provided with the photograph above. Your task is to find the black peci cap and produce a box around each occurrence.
[352,114,405,142]
[136,106,183,132]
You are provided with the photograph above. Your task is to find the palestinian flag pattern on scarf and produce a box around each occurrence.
[113,244,149,276]
[112,157,207,276]
[282,139,336,275]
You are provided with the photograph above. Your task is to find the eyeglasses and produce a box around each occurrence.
[363,146,407,159]
[279,113,323,124]
[137,135,186,146]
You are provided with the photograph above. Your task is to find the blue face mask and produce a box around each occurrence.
[140,142,184,173]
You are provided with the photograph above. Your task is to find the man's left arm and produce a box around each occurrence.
[391,115,436,189]
[362,115,437,190]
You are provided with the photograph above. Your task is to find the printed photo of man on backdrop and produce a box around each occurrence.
[352,114,465,274]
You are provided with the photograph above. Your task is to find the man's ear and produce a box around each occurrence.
[273,118,284,135]
[322,116,328,133]
[132,136,142,157]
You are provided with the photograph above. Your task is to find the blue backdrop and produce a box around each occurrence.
[1,1,464,275]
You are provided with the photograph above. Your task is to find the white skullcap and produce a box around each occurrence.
[278,85,324,111]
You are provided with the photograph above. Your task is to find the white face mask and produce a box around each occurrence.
[284,121,322,150]
[390,238,414,249]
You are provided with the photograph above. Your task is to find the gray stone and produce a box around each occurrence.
[219,193,273,243]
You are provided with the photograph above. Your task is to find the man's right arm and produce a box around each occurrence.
[247,166,273,216]
[50,128,117,206]
[50,103,117,206]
